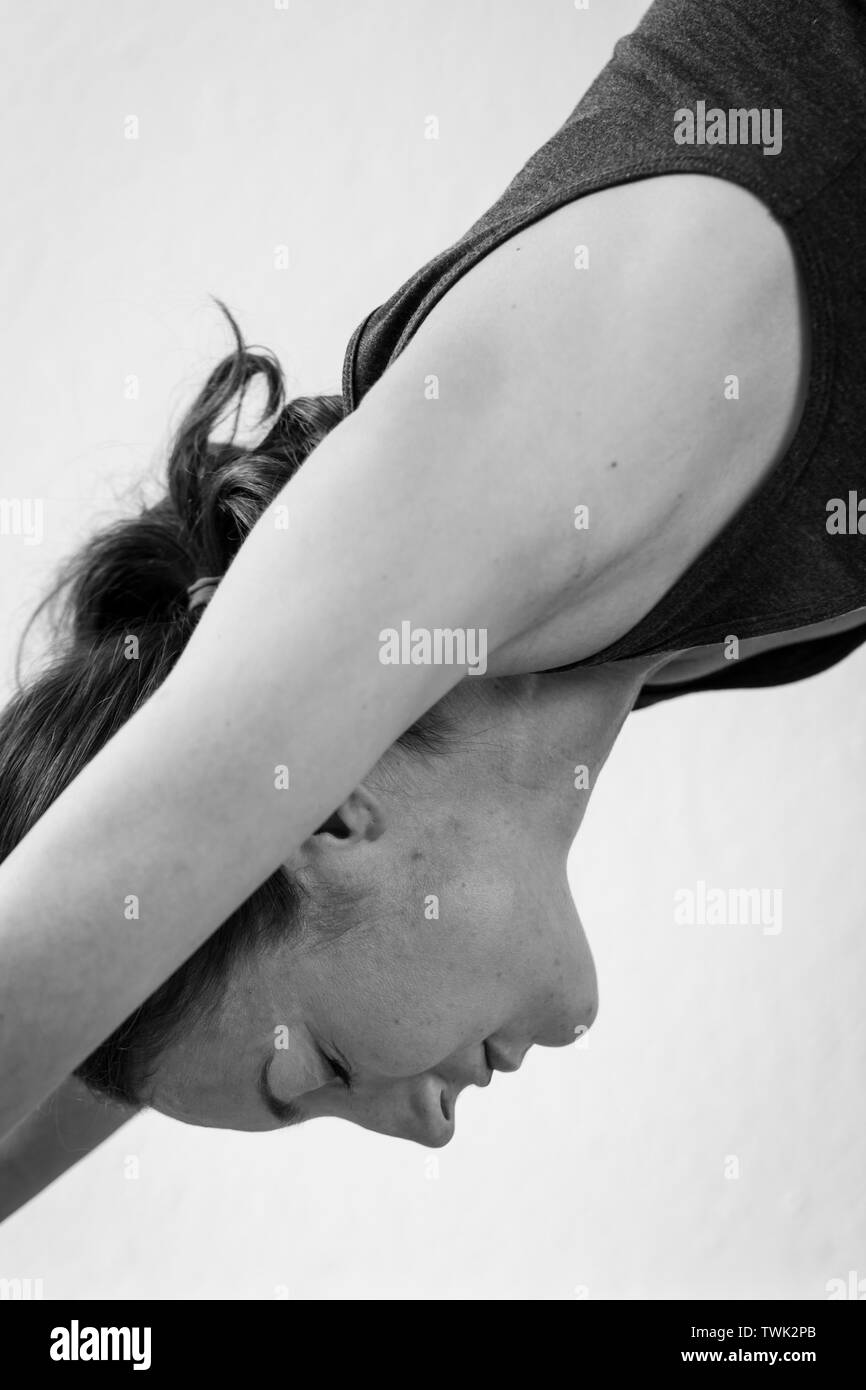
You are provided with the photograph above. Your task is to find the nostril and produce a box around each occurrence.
[439,1088,452,1121]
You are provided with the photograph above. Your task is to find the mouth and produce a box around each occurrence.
[474,1041,493,1087]
[484,1037,525,1074]
[440,1045,495,1119]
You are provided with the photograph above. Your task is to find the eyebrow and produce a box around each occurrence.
[258,1055,308,1128]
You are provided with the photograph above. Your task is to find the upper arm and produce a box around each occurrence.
[357,171,806,667]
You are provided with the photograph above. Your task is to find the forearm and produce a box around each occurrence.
[0,1076,138,1223]
[0,384,528,1140]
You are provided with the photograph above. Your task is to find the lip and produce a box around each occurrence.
[468,1045,493,1088]
[445,1047,494,1096]
[412,1074,455,1145]
[484,1038,524,1074]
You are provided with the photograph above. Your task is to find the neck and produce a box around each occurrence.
[436,656,663,841]
[539,653,661,756]
[499,657,665,837]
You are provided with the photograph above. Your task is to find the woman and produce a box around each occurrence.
[2,0,866,1213]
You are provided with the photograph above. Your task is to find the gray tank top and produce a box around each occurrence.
[342,0,866,706]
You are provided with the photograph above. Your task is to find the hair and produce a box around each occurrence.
[0,299,455,1110]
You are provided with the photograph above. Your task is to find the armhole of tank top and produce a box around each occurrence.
[341,307,378,415]
[469,159,836,672]
[342,156,835,674]
[562,194,835,668]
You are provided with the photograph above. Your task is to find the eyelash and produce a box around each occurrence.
[325,1050,353,1090]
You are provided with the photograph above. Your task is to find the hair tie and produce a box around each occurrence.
[186,576,220,614]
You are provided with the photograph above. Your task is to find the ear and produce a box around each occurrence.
[309,787,385,848]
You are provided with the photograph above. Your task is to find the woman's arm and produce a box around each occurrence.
[0,174,787,1140]
[0,348,574,1140]
[0,1077,138,1222]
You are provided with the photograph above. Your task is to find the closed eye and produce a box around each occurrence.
[257,1043,356,1127]
[258,1056,307,1128]
[323,1044,354,1090]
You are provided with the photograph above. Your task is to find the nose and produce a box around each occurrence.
[532,993,599,1049]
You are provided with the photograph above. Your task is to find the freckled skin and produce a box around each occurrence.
[150,664,649,1146]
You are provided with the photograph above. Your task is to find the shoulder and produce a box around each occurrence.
[355,173,807,668]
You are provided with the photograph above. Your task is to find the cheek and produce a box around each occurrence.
[300,861,590,1070]
[355,869,573,1034]
[305,911,508,1075]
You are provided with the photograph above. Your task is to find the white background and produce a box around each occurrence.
[1,0,864,1299]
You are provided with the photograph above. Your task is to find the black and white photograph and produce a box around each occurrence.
[1,0,865,1339]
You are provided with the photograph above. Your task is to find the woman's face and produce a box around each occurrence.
[148,674,627,1145]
